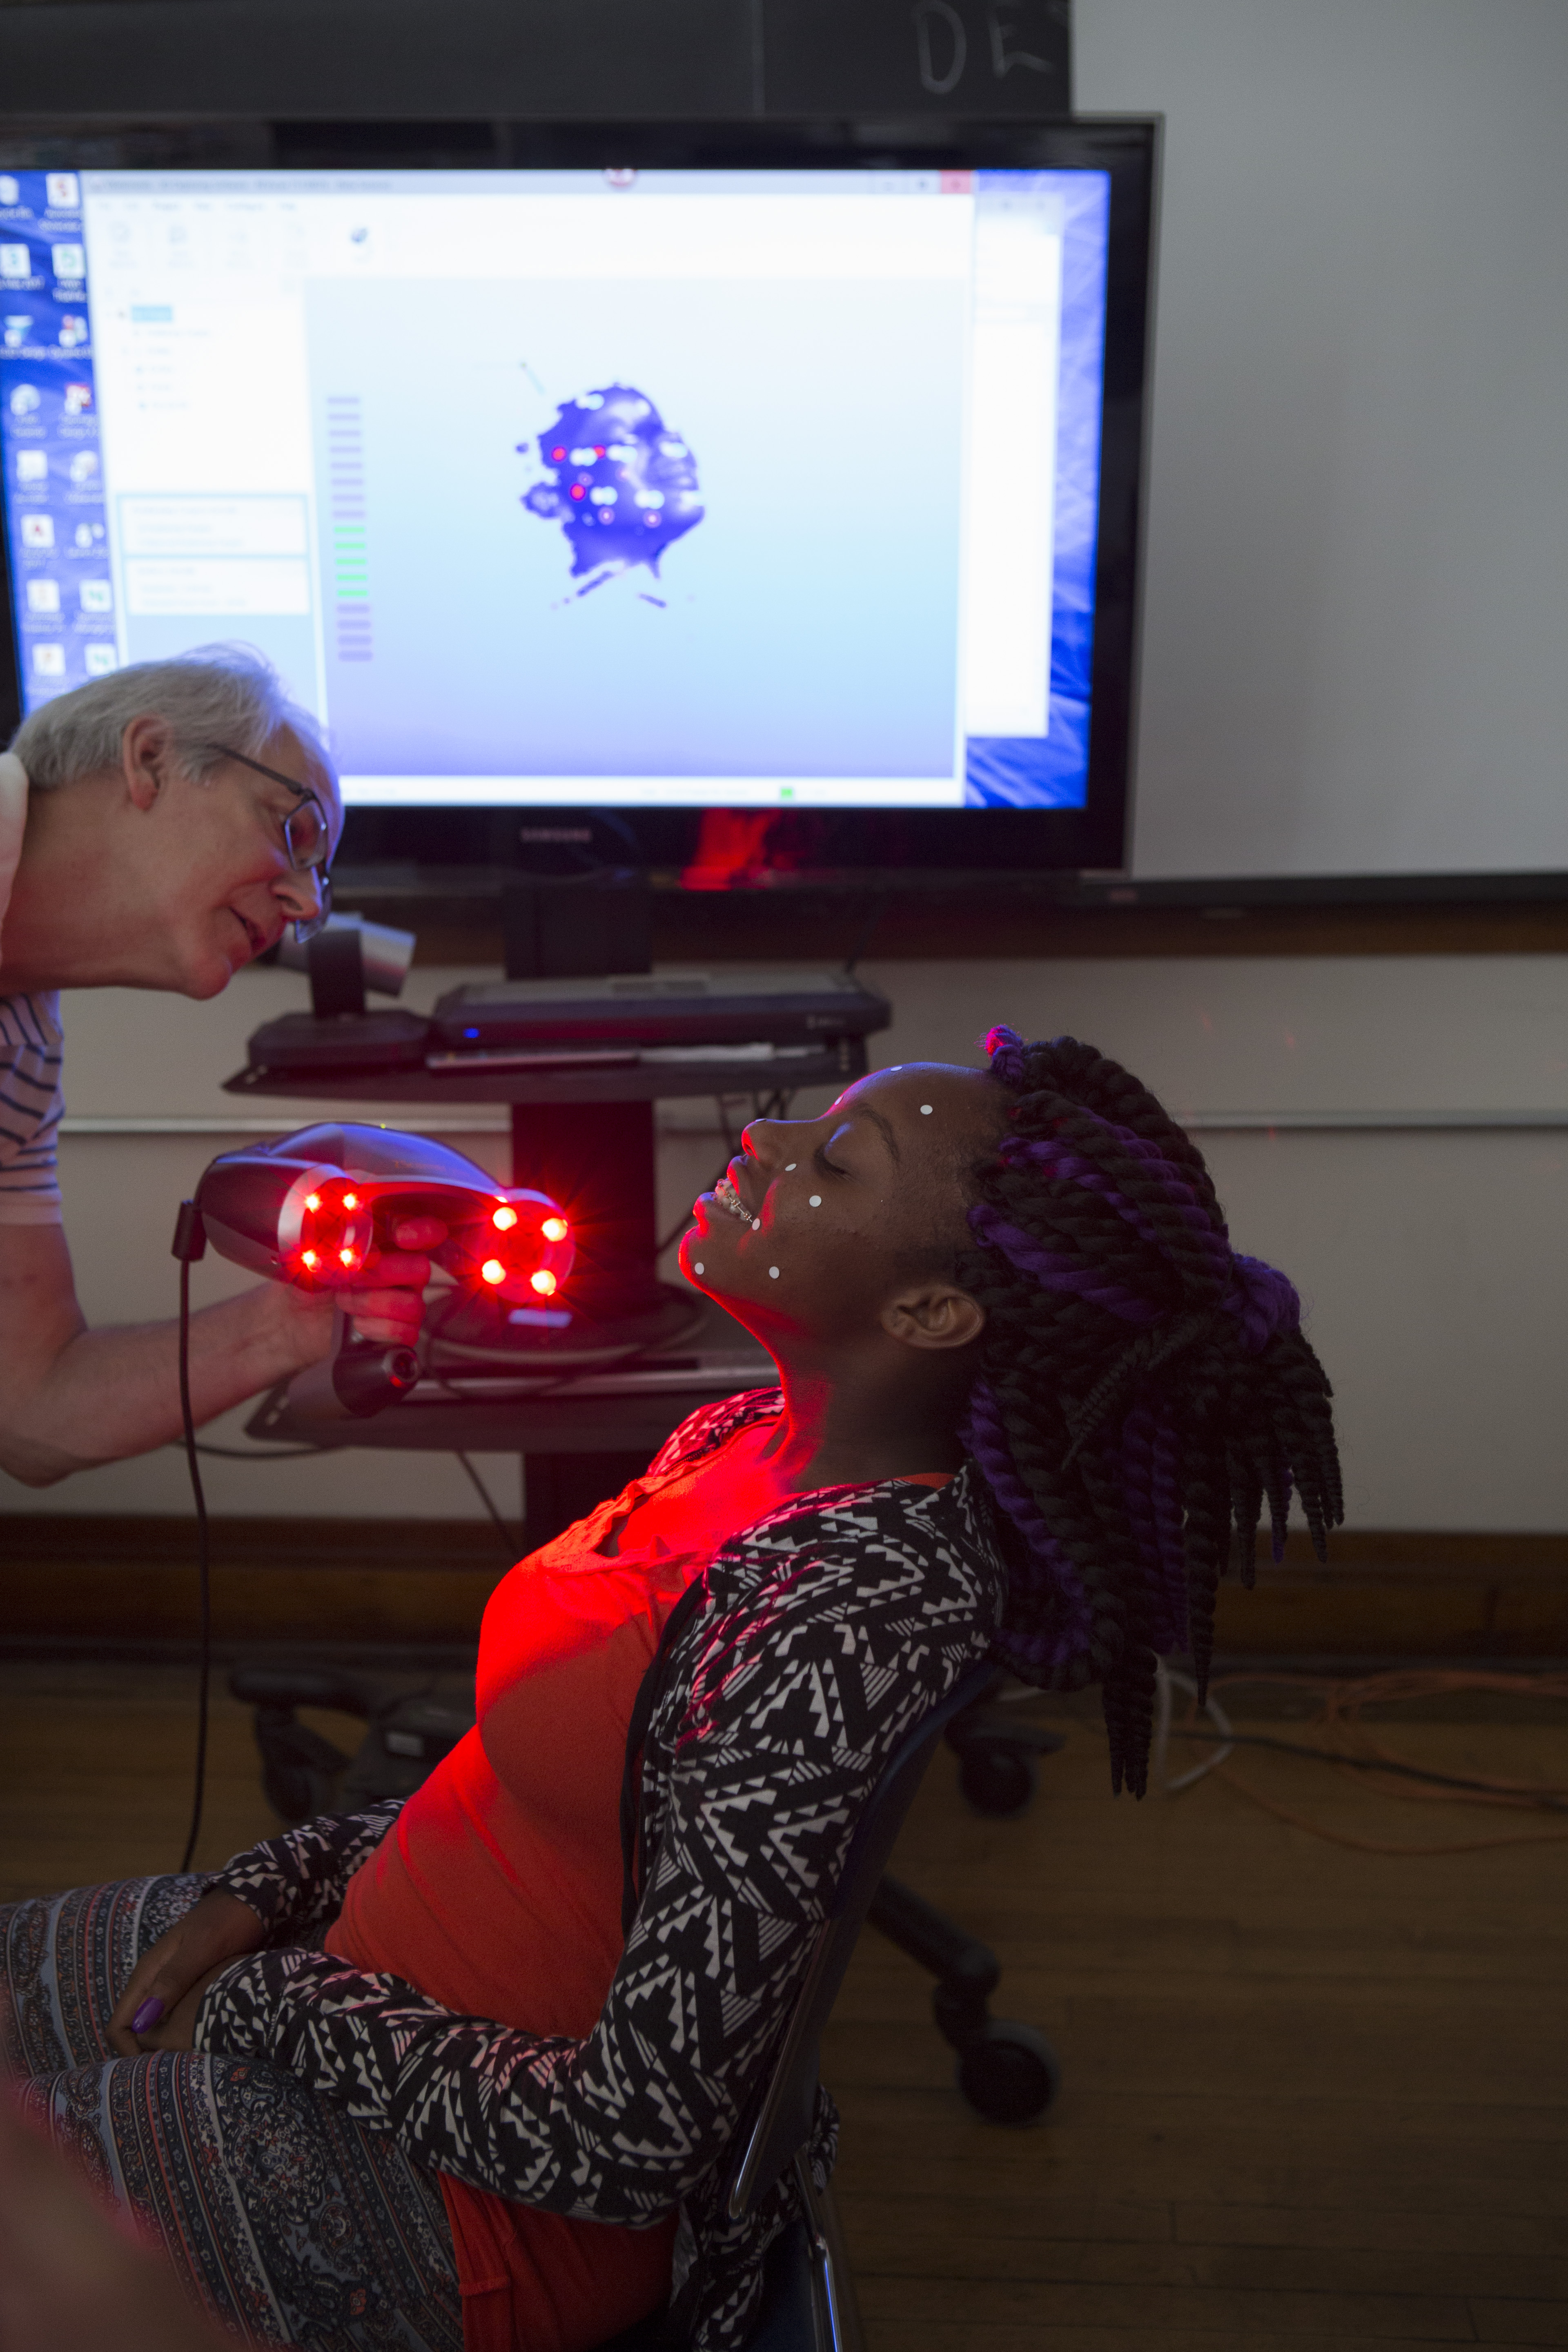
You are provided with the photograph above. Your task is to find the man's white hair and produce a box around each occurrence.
[7,644,334,794]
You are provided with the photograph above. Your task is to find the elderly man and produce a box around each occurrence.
[0,644,436,1485]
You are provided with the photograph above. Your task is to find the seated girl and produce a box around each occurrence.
[0,1030,1341,2352]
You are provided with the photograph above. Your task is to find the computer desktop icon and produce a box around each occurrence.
[57,314,88,349]
[20,513,54,548]
[79,578,112,612]
[31,643,65,677]
[84,644,118,675]
[68,450,98,485]
[0,246,32,281]
[3,314,32,348]
[16,449,47,483]
[46,174,81,211]
[26,579,60,613]
[62,382,92,416]
[8,384,40,416]
[52,245,85,280]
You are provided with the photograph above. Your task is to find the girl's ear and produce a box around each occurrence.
[882,1284,986,1353]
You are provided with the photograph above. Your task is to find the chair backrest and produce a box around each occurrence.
[722,1657,998,2221]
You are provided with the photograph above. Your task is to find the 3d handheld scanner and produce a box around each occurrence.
[184,1123,575,1416]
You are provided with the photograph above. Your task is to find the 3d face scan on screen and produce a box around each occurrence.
[522,385,706,599]
[0,165,1112,811]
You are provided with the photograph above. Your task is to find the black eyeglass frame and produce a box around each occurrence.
[207,741,336,943]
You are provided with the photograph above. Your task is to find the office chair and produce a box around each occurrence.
[229,1662,1060,2135]
[594,1657,1056,2351]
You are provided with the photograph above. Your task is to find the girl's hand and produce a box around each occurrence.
[107,1891,265,2058]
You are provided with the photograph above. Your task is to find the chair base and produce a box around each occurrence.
[869,1873,1060,2125]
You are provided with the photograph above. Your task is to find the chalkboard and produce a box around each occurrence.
[0,0,1071,122]
[763,0,1070,116]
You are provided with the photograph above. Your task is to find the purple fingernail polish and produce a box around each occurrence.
[131,1996,165,2034]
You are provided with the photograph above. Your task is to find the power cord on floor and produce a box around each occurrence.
[1153,1662,1568,1855]
[171,1199,211,1875]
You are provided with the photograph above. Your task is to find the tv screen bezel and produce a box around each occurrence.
[0,114,1158,880]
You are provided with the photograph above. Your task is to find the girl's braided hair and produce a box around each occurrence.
[960,1027,1343,1796]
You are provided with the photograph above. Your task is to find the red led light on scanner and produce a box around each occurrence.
[284,1170,574,1312]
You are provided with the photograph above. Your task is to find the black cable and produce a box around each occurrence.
[1163,1725,1568,1807]
[174,1244,212,1874]
[454,1450,523,1565]
[189,1440,326,1461]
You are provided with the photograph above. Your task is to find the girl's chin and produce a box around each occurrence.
[679,1213,734,1282]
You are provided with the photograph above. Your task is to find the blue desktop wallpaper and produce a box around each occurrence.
[964,170,1111,810]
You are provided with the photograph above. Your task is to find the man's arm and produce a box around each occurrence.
[0,1220,436,1486]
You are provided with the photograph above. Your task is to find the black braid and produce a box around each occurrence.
[960,1030,1343,1795]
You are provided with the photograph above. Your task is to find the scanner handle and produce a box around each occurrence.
[288,1303,420,1421]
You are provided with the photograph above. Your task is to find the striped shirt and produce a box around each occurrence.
[0,989,64,1221]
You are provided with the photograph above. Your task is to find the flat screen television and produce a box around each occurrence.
[0,120,1156,879]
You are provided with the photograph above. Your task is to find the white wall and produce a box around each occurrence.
[2,952,1563,1532]
[1078,0,1568,877]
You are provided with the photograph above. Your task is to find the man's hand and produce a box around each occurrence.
[0,1211,448,1486]
[273,1214,448,1357]
[107,1889,265,2058]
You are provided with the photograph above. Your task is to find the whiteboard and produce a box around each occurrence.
[1080,0,1568,880]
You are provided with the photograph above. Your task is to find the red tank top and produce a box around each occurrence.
[328,1419,949,2351]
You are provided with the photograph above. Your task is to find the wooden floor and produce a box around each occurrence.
[2,1659,1565,2352]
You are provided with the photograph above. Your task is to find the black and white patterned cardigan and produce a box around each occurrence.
[195,1390,1009,2348]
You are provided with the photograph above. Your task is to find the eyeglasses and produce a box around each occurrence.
[207,742,336,943]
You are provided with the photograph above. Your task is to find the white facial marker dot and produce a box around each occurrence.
[694,1262,704,1275]
[768,1265,780,1279]
[808,1194,822,1207]
[751,1216,760,1229]
[920,1104,934,1115]
[784,1163,797,1171]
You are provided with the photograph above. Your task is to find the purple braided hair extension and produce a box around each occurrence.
[1223,1253,1302,1356]
[1118,1406,1172,1645]
[997,1133,1233,1279]
[981,1023,1032,1090]
[962,1379,1098,1677]
[1148,1404,1189,1633]
[968,1204,1162,1324]
[963,1022,1342,1785]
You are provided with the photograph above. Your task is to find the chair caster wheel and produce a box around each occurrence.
[958,1745,1038,1817]
[956,2021,1060,2124]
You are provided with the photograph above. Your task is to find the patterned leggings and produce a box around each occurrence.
[0,1875,464,2351]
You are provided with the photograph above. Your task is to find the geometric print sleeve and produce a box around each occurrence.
[194,1469,1007,2351]
[207,1798,406,1941]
